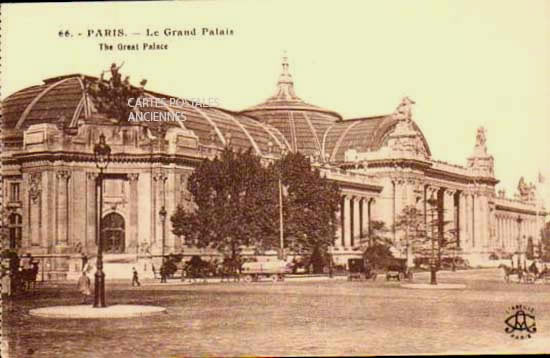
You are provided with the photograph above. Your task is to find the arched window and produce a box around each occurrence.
[101,213,125,254]
[8,213,22,249]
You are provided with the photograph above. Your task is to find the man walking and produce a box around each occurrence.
[132,267,141,287]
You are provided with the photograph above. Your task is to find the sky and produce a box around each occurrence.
[2,0,549,209]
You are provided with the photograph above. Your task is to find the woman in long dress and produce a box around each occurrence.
[77,271,92,304]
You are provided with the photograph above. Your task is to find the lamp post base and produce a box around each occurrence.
[94,270,106,308]
[430,268,437,285]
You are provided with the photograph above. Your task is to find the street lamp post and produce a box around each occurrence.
[278,147,288,261]
[516,215,523,268]
[516,215,523,253]
[93,133,111,308]
[159,206,167,260]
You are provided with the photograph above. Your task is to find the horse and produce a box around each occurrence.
[220,258,241,283]
[498,264,524,283]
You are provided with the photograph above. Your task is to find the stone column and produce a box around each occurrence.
[29,172,42,247]
[489,204,496,251]
[335,197,343,248]
[42,171,55,249]
[505,217,509,250]
[463,193,469,250]
[480,195,490,251]
[471,194,480,250]
[56,170,71,245]
[359,198,364,241]
[501,216,505,249]
[516,217,522,252]
[512,217,517,250]
[128,174,139,254]
[367,198,373,246]
[343,195,351,248]
[424,185,438,249]
[458,192,467,249]
[361,197,369,245]
[86,173,98,252]
[443,189,455,239]
[508,217,513,250]
[496,216,501,249]
[350,196,357,248]
[470,193,476,249]
[503,217,507,250]
[352,197,361,248]
[507,217,512,250]
[393,178,407,242]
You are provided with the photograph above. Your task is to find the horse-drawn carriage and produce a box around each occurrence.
[499,262,550,284]
[347,258,377,281]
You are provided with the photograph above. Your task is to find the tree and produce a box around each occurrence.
[170,148,341,269]
[423,201,457,284]
[394,205,425,266]
[171,147,278,260]
[363,242,395,270]
[367,220,392,247]
[272,152,341,272]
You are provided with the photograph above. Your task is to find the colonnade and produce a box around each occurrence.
[494,214,540,252]
[422,185,491,252]
[334,194,374,249]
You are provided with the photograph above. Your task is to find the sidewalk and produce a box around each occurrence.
[143,274,349,286]
[29,304,167,319]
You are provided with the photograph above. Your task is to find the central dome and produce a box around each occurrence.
[241,56,341,157]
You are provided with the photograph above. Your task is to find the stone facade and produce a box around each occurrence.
[0,58,546,278]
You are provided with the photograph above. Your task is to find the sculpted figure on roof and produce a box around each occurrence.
[393,96,415,121]
[517,177,536,201]
[476,127,486,148]
[85,62,148,124]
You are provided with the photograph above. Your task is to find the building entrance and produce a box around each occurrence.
[102,213,125,254]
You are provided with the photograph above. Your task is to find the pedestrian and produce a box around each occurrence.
[77,271,91,304]
[160,261,167,283]
[81,253,88,272]
[2,270,12,299]
[132,267,141,287]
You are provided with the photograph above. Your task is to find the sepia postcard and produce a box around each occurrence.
[1,1,549,356]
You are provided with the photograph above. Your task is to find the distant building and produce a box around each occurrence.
[0,57,545,278]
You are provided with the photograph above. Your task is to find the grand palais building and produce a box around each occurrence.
[1,58,546,279]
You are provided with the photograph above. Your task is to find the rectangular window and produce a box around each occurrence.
[10,182,20,202]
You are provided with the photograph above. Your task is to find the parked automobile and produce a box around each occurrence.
[440,257,470,270]
[347,258,377,281]
[386,258,413,281]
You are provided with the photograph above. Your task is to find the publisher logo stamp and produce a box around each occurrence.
[504,304,536,339]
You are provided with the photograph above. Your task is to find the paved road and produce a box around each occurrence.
[4,268,550,357]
